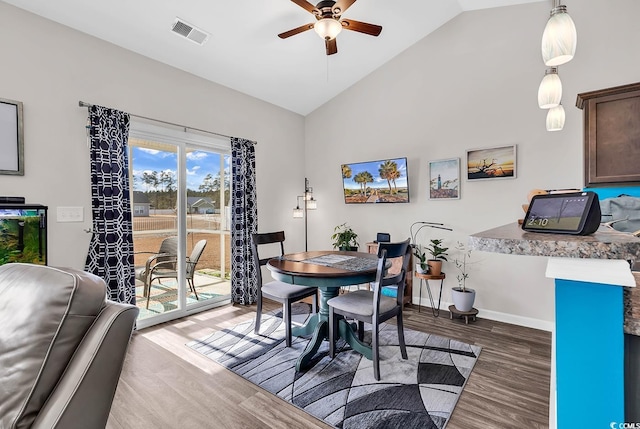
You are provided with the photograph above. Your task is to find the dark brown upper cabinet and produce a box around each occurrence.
[576,82,640,187]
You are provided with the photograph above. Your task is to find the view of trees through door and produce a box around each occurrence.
[129,130,231,323]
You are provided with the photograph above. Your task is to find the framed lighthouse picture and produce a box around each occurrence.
[429,158,460,200]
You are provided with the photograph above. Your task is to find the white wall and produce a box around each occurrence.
[0,2,307,268]
[304,0,640,328]
[2,0,639,329]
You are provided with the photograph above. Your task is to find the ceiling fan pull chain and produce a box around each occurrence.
[326,55,330,83]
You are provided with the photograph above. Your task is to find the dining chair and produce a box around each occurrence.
[251,231,318,347]
[328,238,411,380]
[134,236,178,298]
[143,239,207,309]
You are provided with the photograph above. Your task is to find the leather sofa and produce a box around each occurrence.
[0,263,138,429]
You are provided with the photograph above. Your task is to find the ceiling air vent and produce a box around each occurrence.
[171,18,210,45]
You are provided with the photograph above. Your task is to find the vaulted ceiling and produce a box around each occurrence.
[4,0,544,115]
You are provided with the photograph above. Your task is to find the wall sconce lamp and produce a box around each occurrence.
[292,177,317,251]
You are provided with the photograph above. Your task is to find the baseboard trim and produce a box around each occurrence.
[413,297,554,332]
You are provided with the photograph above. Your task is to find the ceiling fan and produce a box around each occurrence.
[278,0,382,55]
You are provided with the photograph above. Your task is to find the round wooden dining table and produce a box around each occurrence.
[267,250,383,371]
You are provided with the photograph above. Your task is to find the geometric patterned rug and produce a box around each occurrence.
[187,303,481,428]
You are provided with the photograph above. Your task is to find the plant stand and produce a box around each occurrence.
[448,305,478,324]
[415,272,445,317]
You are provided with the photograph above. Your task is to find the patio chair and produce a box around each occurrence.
[328,238,411,380]
[134,236,178,298]
[144,239,208,309]
[252,231,318,347]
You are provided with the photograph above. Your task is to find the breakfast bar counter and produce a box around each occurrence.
[469,222,640,262]
[470,222,640,428]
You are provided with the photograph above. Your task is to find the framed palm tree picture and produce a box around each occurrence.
[341,157,410,204]
[429,158,460,200]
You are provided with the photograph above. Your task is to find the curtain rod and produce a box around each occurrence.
[78,101,256,145]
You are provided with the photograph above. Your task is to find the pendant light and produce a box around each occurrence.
[546,104,566,131]
[541,3,577,67]
[538,67,562,109]
[538,1,576,131]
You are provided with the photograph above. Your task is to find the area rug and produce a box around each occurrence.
[187,304,481,429]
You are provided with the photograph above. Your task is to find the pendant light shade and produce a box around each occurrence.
[538,67,562,109]
[314,18,342,40]
[541,5,577,67]
[546,104,566,131]
[293,207,304,218]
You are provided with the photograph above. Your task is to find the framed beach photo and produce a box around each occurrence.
[0,98,24,176]
[466,145,516,181]
[341,157,410,204]
[429,158,460,200]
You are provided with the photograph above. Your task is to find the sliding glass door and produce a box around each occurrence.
[128,122,231,328]
[184,146,231,310]
[130,141,180,321]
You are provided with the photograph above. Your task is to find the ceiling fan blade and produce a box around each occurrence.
[340,19,382,36]
[325,38,338,55]
[278,23,315,39]
[291,0,318,14]
[333,0,357,15]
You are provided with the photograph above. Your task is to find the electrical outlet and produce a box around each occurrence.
[57,206,84,223]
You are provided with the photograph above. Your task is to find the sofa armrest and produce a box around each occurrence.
[31,301,138,429]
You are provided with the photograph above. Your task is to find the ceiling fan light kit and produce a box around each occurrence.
[314,18,342,39]
[278,0,382,55]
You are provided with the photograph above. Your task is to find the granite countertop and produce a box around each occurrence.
[625,272,640,336]
[469,223,640,263]
[470,222,640,335]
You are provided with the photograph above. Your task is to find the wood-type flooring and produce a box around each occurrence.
[107,301,551,429]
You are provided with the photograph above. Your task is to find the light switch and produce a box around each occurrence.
[57,206,84,223]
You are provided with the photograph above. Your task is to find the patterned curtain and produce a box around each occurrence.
[85,105,135,305]
[230,137,258,304]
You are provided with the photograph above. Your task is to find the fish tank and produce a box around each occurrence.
[0,204,47,266]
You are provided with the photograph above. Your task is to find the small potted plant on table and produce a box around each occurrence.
[413,245,429,274]
[452,241,476,312]
[426,238,448,276]
[331,223,359,251]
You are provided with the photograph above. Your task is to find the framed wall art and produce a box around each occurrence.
[429,158,460,200]
[341,157,410,204]
[0,98,24,176]
[466,145,516,181]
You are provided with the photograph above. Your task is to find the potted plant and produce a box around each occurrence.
[331,223,359,251]
[425,238,448,276]
[412,244,429,274]
[452,241,476,312]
